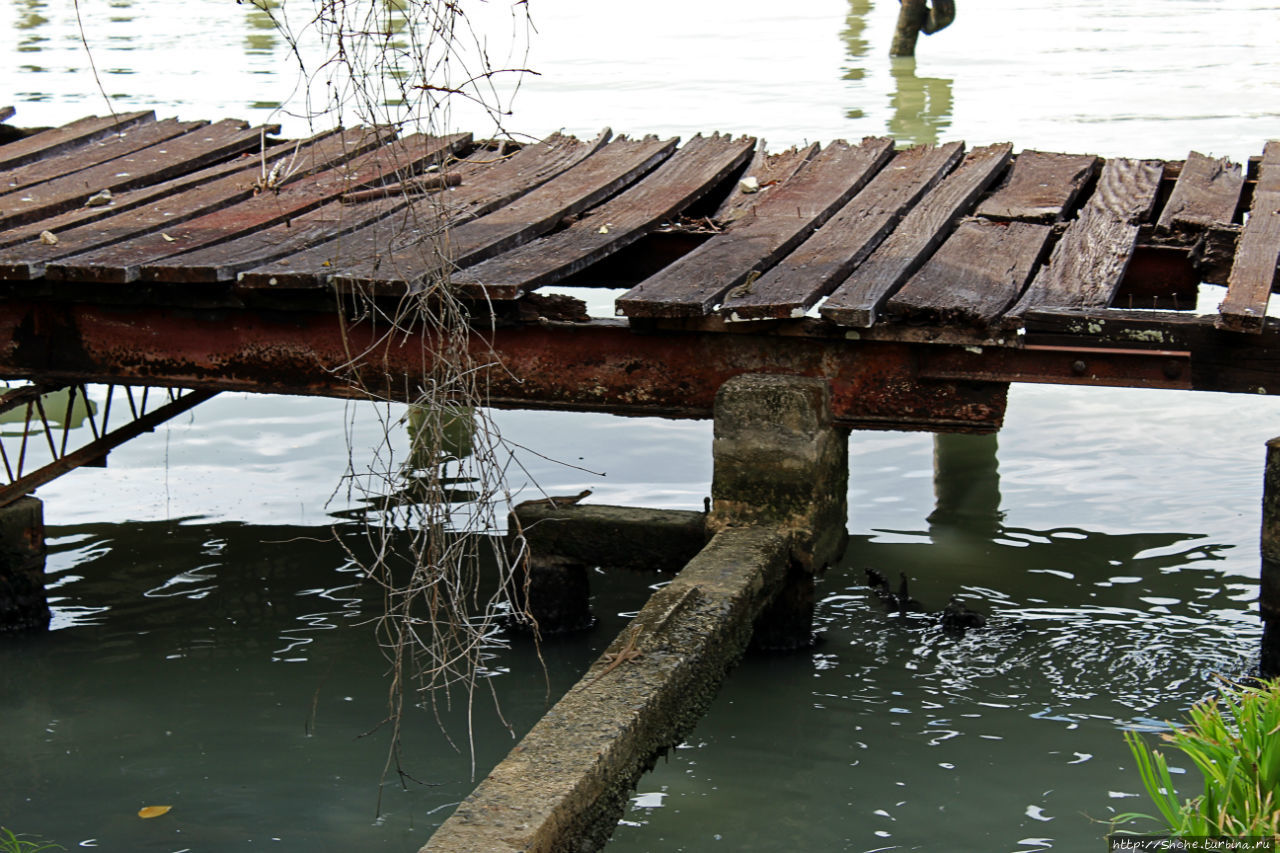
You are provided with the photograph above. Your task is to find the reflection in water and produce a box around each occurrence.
[887,55,953,146]
[842,1,955,145]
[244,0,280,57]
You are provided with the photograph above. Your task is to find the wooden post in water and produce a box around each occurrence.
[1261,438,1280,676]
[0,496,48,632]
[891,0,956,57]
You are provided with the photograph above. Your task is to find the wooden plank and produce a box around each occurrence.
[45,127,405,283]
[718,142,964,322]
[0,111,154,172]
[0,128,365,280]
[1156,150,1244,233]
[884,219,1053,328]
[1217,141,1280,333]
[0,125,291,254]
[713,142,819,224]
[141,134,472,283]
[0,117,202,207]
[0,119,263,230]
[327,135,677,293]
[820,142,1015,328]
[1004,157,1164,323]
[616,137,895,319]
[236,131,608,290]
[974,150,1100,223]
[0,107,14,124]
[450,134,757,299]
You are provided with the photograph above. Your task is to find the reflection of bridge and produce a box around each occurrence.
[2,109,1279,852]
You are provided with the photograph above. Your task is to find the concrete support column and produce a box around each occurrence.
[1261,438,1280,676]
[0,496,49,632]
[708,374,849,649]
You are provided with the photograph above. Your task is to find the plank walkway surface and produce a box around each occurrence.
[1,110,1278,400]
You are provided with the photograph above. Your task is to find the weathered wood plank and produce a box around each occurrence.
[141,134,471,283]
[1004,157,1164,322]
[328,135,677,294]
[0,128,365,280]
[884,219,1053,328]
[452,134,756,300]
[616,137,895,318]
[0,107,14,124]
[974,150,1100,223]
[713,142,819,224]
[0,126,293,255]
[0,111,154,172]
[717,142,964,322]
[1157,150,1244,233]
[0,119,263,230]
[0,117,203,210]
[820,142,1015,328]
[1217,141,1280,333]
[46,127,406,283]
[237,131,607,290]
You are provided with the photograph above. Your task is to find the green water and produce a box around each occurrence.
[3,1,1280,850]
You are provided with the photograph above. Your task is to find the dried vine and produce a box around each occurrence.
[243,0,539,803]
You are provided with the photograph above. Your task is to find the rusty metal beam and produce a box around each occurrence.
[918,343,1193,390]
[0,300,1007,433]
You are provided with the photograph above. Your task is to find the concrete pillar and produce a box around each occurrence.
[0,496,49,632]
[1261,438,1280,676]
[708,374,849,649]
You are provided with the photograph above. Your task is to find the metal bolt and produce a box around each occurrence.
[1071,359,1087,375]
[1163,360,1183,380]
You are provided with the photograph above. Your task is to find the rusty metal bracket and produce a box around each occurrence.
[0,383,217,508]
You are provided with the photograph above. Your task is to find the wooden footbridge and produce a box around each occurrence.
[3,109,1280,853]
[0,109,1277,441]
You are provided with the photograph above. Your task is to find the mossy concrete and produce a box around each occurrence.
[708,373,848,570]
[508,503,708,633]
[420,526,791,853]
[0,496,48,632]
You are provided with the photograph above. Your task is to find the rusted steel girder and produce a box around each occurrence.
[918,343,1193,390]
[0,301,1007,433]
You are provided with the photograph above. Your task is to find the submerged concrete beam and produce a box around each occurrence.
[421,526,791,853]
[509,502,709,634]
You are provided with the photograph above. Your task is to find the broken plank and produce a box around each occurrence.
[1156,150,1244,235]
[884,219,1053,328]
[0,128,366,280]
[820,142,1015,328]
[141,134,470,283]
[451,134,756,300]
[0,117,203,211]
[713,142,819,224]
[1005,157,1164,323]
[974,150,1100,223]
[330,135,677,294]
[719,141,964,322]
[46,127,405,283]
[0,110,154,172]
[0,119,262,230]
[1217,141,1280,333]
[616,136,895,318]
[236,131,608,290]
